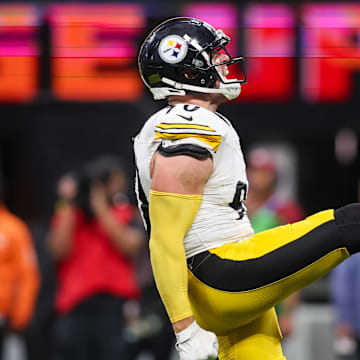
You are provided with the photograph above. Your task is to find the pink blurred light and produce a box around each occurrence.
[183,3,238,54]
[301,4,360,102]
[0,5,40,26]
[303,4,360,28]
[244,4,295,57]
[183,3,238,28]
[47,3,144,26]
[244,4,295,28]
[57,46,135,58]
[0,47,37,56]
[48,3,145,58]
[0,5,39,56]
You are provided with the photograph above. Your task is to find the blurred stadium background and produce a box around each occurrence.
[0,1,359,359]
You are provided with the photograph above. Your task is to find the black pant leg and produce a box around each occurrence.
[54,312,88,360]
[92,297,136,360]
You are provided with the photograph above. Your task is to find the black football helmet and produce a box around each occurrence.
[138,17,247,100]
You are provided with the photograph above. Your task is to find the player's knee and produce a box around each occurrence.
[334,203,360,226]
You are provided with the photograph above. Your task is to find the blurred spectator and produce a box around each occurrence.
[246,147,305,226]
[0,173,40,358]
[330,180,360,360]
[120,248,176,360]
[48,155,145,360]
[24,221,57,360]
[246,147,305,338]
[331,254,360,360]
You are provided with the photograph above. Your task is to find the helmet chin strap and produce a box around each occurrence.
[157,77,241,100]
[150,86,186,100]
[218,81,241,100]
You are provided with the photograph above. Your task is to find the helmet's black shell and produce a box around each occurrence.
[138,17,219,90]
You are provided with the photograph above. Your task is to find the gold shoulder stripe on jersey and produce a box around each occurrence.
[156,123,216,132]
[154,132,221,152]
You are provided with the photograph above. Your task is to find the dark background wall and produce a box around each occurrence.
[1,98,359,223]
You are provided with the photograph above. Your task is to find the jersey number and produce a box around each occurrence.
[229,181,248,220]
[166,104,200,115]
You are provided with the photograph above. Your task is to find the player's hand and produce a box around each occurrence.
[175,320,218,360]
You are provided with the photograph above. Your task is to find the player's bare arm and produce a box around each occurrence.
[151,152,213,195]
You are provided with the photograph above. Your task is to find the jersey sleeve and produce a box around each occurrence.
[153,106,227,155]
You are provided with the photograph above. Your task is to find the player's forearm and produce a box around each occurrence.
[173,315,196,333]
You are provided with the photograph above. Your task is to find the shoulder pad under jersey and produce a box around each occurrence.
[153,104,228,153]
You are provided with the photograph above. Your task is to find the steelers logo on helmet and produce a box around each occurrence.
[158,35,188,64]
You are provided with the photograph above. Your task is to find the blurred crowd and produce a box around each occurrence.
[0,154,175,360]
[0,149,359,360]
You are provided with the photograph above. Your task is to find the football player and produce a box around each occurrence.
[134,17,360,360]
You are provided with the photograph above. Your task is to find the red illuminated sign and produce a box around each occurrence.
[183,4,239,56]
[48,4,145,101]
[183,4,248,101]
[0,3,359,103]
[0,5,39,102]
[240,5,296,102]
[184,4,296,102]
[301,4,360,102]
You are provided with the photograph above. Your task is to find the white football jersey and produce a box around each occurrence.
[134,104,254,258]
